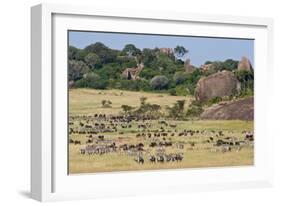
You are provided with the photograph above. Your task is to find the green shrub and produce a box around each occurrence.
[186,104,203,118]
[85,53,100,69]
[175,85,189,96]
[68,60,90,81]
[101,100,112,108]
[169,88,177,96]
[234,70,254,97]
[121,105,134,114]
[166,100,186,119]
[173,72,188,85]
[139,67,160,79]
[150,75,169,90]
[75,72,108,89]
[206,96,223,106]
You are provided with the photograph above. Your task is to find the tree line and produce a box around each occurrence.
[68,42,253,97]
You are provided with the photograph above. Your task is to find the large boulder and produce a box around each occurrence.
[184,59,196,74]
[200,97,254,120]
[159,48,174,55]
[195,70,240,102]
[238,56,253,71]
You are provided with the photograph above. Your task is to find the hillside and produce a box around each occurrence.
[68,42,254,120]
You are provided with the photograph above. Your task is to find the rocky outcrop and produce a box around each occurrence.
[200,63,213,72]
[200,97,254,120]
[184,59,196,74]
[159,48,174,55]
[238,56,253,71]
[195,70,240,102]
[121,63,144,80]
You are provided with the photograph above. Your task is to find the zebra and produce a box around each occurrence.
[148,155,156,163]
[156,155,165,163]
[134,155,144,164]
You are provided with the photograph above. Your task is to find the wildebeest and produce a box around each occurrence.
[98,135,104,141]
[69,109,252,171]
[86,139,93,144]
[74,140,81,145]
[189,142,195,147]
[174,153,184,162]
[215,139,228,146]
[80,148,86,154]
[148,155,156,163]
[149,142,157,147]
[134,155,144,164]
[245,133,254,141]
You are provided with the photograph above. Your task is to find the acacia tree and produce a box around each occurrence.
[68,60,90,81]
[122,44,142,56]
[174,46,188,59]
[84,42,117,63]
[173,72,188,85]
[121,105,134,114]
[75,49,88,61]
[68,46,78,60]
[122,44,142,64]
[140,96,147,106]
[234,70,254,96]
[75,72,108,89]
[141,48,157,67]
[85,53,100,69]
[167,100,186,119]
[176,100,186,112]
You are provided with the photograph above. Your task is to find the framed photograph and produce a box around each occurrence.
[31,3,274,201]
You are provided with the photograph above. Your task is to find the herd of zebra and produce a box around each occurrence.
[69,113,254,165]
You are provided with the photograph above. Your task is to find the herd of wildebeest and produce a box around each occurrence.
[69,113,254,165]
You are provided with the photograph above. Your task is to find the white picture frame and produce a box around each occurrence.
[31,3,274,202]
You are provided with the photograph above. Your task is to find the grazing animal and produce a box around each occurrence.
[156,155,165,163]
[74,140,81,145]
[137,143,144,147]
[86,139,93,144]
[245,133,254,141]
[175,153,184,162]
[190,142,195,147]
[221,145,231,153]
[149,142,157,147]
[134,155,144,164]
[148,155,156,163]
[98,135,104,140]
[176,143,184,149]
[215,139,228,146]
